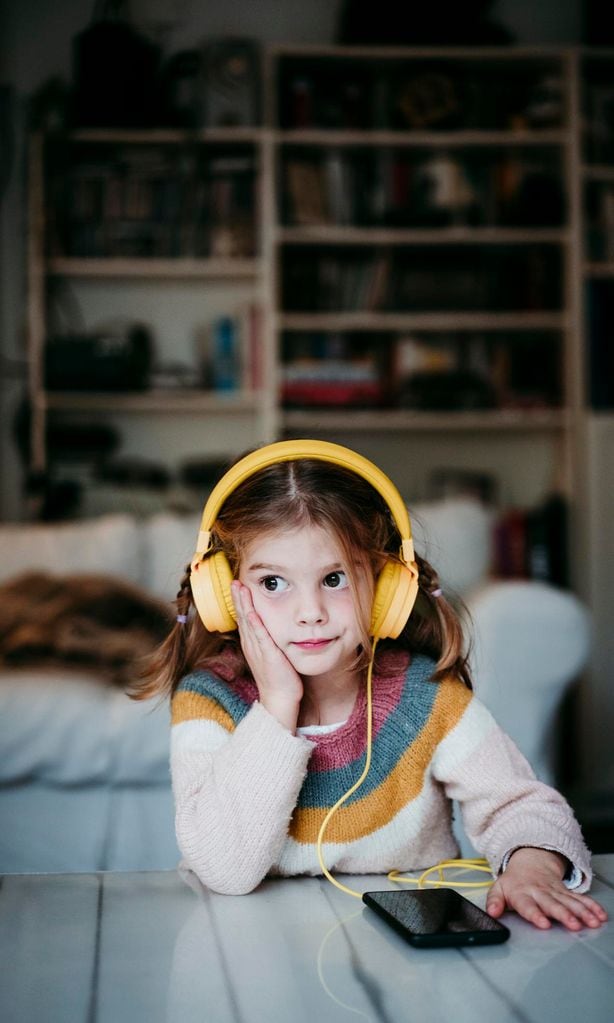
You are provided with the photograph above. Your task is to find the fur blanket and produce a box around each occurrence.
[0,572,173,688]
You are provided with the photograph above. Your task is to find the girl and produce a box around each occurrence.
[135,440,606,932]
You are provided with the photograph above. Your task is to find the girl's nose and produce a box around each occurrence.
[296,589,328,625]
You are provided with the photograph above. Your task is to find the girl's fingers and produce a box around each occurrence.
[485,878,505,916]
[485,890,505,918]
[506,887,607,931]
[582,896,609,921]
[232,582,258,631]
[548,891,608,928]
[508,892,552,929]
[232,581,279,653]
[231,579,249,618]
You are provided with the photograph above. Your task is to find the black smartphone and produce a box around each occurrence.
[362,888,510,948]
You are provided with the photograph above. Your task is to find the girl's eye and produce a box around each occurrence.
[324,571,348,590]
[259,575,288,593]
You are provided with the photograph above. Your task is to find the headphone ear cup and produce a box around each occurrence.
[370,560,419,639]
[190,552,237,633]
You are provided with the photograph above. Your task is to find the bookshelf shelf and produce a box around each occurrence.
[282,409,566,432]
[276,129,567,148]
[585,263,614,278]
[69,128,266,145]
[42,391,262,414]
[278,227,569,246]
[280,312,567,332]
[269,43,569,60]
[47,258,263,280]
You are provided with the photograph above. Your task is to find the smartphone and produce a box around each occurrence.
[362,888,510,948]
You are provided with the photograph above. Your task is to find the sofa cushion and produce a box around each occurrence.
[142,512,200,601]
[0,669,171,785]
[410,498,493,596]
[0,514,141,586]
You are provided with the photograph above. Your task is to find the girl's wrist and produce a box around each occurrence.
[259,695,301,733]
[506,846,569,880]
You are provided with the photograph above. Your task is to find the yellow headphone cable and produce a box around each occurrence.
[315,638,493,899]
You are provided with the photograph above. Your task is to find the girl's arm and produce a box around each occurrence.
[171,701,313,894]
[171,580,313,895]
[432,688,607,929]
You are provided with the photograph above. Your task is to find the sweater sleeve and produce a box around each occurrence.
[431,688,593,890]
[171,700,314,894]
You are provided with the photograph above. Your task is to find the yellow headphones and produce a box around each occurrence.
[190,439,419,638]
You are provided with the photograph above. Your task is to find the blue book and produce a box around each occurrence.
[211,316,240,391]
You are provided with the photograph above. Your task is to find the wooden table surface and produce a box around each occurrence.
[1,855,612,1023]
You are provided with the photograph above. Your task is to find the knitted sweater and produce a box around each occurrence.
[170,650,592,895]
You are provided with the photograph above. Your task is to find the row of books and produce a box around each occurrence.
[281,247,563,313]
[46,145,257,259]
[282,360,383,407]
[492,496,568,587]
[282,151,565,229]
[280,331,562,410]
[281,333,383,406]
[278,61,564,132]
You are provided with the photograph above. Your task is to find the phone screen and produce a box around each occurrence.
[363,889,510,947]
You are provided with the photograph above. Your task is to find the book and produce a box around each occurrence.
[238,302,264,391]
[285,160,329,225]
[492,508,528,579]
[206,316,241,392]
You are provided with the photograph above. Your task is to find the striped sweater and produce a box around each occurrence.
[170,650,592,895]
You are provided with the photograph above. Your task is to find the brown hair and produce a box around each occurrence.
[130,455,472,700]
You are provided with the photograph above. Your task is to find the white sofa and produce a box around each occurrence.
[0,501,591,873]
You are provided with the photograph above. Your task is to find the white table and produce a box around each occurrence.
[1,855,612,1023]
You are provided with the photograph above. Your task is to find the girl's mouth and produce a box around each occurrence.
[292,639,334,650]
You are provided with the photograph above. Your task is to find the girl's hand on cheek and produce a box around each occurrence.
[486,847,608,931]
[231,581,303,732]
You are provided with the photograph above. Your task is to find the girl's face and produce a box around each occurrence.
[238,523,369,684]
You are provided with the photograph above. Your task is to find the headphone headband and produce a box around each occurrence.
[193,439,413,565]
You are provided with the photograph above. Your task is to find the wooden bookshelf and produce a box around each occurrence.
[25,46,608,527]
